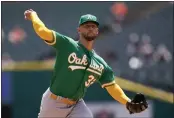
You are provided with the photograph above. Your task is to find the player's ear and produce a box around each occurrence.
[96,29,99,35]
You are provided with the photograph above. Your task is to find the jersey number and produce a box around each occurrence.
[85,75,96,87]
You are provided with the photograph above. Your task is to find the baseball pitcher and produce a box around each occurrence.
[24,9,148,118]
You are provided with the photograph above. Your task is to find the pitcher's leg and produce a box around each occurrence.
[67,99,93,118]
[38,88,73,118]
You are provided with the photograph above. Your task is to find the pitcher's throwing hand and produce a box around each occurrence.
[24,9,36,20]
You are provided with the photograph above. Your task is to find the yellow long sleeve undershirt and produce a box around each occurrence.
[106,82,131,105]
[30,12,53,42]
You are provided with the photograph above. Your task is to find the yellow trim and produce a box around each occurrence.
[2,61,174,103]
[44,30,56,45]
[2,60,55,71]
[102,80,116,88]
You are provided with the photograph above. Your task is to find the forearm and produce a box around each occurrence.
[106,83,131,105]
[31,13,53,41]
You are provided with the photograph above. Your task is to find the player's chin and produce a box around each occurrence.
[85,36,97,41]
[86,38,95,41]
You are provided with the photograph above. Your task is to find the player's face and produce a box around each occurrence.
[78,22,99,41]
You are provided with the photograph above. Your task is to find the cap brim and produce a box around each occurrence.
[80,21,99,26]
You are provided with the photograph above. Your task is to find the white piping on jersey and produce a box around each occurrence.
[68,65,101,76]
[87,68,101,76]
[68,66,86,71]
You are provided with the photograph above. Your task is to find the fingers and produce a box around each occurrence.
[128,102,148,114]
[139,102,148,112]
[137,104,144,113]
[135,103,142,113]
[24,10,28,15]
[24,16,27,20]
[141,105,147,111]
[24,9,35,20]
[129,103,138,113]
[24,9,34,15]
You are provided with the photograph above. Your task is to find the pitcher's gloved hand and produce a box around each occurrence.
[126,93,148,114]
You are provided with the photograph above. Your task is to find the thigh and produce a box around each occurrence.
[67,99,93,118]
[38,88,73,118]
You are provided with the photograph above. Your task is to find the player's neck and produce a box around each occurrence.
[79,38,94,51]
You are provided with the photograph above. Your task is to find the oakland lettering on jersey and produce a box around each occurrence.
[89,60,104,73]
[68,52,104,74]
[68,52,88,65]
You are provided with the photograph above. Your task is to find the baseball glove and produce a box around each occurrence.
[126,93,148,114]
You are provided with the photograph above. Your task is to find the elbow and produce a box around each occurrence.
[35,27,53,41]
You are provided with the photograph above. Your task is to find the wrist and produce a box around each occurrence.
[127,98,131,102]
[126,98,131,106]
[31,12,39,21]
[125,97,131,104]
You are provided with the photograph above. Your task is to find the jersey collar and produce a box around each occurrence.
[77,41,94,56]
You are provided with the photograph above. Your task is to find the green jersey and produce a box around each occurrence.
[45,31,116,100]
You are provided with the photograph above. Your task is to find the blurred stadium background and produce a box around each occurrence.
[1,1,173,118]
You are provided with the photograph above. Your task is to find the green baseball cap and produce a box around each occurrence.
[79,14,99,26]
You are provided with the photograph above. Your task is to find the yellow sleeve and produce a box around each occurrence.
[106,83,131,105]
[31,12,55,43]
